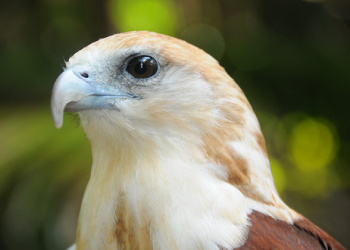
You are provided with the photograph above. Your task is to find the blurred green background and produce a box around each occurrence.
[1,0,349,249]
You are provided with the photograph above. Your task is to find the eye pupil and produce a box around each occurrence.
[126,56,158,79]
[135,62,147,75]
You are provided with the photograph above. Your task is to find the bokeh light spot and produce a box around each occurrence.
[109,0,178,36]
[270,157,286,193]
[289,117,338,172]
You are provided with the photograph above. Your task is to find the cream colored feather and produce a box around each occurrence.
[51,31,300,250]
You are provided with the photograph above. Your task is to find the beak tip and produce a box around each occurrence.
[52,111,63,129]
[51,100,64,129]
[54,121,63,129]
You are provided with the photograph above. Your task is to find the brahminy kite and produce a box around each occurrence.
[51,31,344,250]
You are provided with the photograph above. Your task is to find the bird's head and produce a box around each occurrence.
[52,31,248,151]
[52,31,277,204]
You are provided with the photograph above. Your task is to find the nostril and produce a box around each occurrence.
[81,72,89,78]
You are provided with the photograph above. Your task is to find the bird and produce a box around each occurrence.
[51,31,344,250]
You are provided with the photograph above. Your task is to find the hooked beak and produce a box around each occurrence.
[51,68,139,129]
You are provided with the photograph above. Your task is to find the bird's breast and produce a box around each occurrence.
[75,151,256,250]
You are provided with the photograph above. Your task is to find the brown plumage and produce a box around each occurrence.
[238,211,344,249]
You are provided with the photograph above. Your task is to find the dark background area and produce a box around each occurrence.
[0,0,349,249]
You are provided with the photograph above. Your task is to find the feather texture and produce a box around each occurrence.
[51,31,344,249]
[237,211,344,249]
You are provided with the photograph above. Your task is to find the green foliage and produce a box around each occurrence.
[108,0,178,35]
[260,112,346,198]
[180,24,225,60]
[0,107,90,249]
[289,118,338,173]
[269,157,286,193]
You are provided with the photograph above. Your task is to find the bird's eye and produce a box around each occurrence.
[126,56,158,79]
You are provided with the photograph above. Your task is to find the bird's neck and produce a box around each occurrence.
[76,130,254,249]
[76,110,300,249]
[76,134,154,249]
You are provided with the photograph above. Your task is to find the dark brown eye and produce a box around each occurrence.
[126,56,158,79]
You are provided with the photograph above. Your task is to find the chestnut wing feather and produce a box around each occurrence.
[236,211,344,250]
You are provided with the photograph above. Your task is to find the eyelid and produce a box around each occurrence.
[123,53,142,67]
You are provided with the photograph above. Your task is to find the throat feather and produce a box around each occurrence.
[76,143,253,249]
